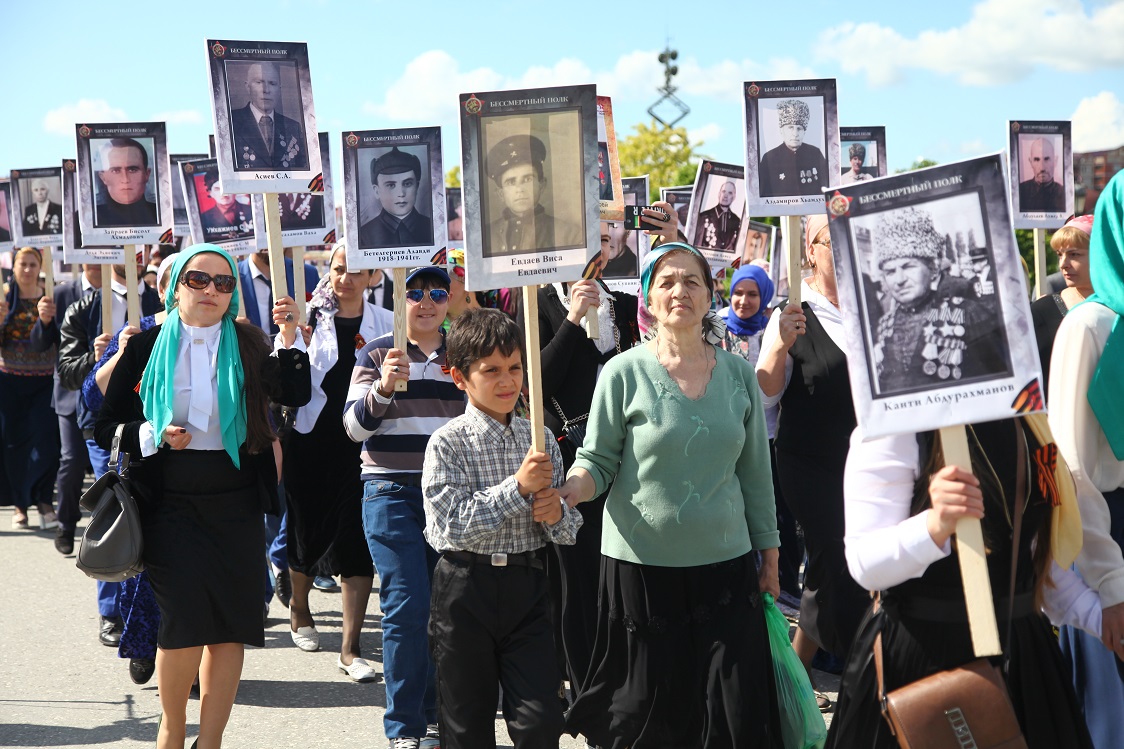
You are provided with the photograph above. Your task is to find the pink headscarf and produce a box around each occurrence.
[1063,214,1094,236]
[805,214,830,260]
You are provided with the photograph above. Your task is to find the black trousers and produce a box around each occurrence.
[56,411,88,531]
[429,553,564,749]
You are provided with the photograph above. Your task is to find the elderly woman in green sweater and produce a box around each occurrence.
[560,242,783,749]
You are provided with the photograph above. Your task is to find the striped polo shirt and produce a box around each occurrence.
[344,331,465,478]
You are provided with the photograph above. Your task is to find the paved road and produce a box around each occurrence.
[0,505,837,748]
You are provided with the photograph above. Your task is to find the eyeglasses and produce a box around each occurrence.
[405,288,450,305]
[180,270,237,294]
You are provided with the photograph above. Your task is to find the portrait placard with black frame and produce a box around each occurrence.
[9,166,64,248]
[250,132,337,247]
[598,175,649,295]
[181,157,261,256]
[62,161,126,265]
[840,126,887,184]
[171,153,208,238]
[205,39,322,195]
[597,95,624,220]
[739,219,776,269]
[660,185,694,232]
[75,122,172,245]
[824,154,1042,440]
[459,84,598,291]
[0,179,16,252]
[684,161,747,275]
[743,79,840,216]
[341,126,445,270]
[446,187,464,250]
[1008,120,1073,229]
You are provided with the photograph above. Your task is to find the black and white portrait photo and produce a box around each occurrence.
[62,161,124,264]
[826,154,1042,438]
[255,133,336,246]
[342,126,445,270]
[9,167,64,248]
[740,219,775,267]
[447,187,464,248]
[459,84,598,290]
[171,153,208,237]
[0,180,14,250]
[839,126,887,185]
[206,40,322,194]
[685,161,746,272]
[1008,121,1073,229]
[660,185,694,229]
[743,79,840,216]
[75,121,172,245]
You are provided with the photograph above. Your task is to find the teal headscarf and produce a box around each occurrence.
[139,243,246,468]
[1085,170,1124,459]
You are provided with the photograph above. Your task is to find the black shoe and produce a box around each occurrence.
[274,568,292,608]
[99,616,122,647]
[129,658,156,684]
[54,526,75,556]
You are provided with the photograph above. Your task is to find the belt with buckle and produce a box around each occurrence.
[442,549,544,570]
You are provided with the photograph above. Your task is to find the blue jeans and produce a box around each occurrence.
[362,478,438,739]
[86,439,120,619]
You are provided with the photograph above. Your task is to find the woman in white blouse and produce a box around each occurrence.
[826,419,1101,748]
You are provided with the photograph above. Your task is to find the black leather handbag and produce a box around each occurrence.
[76,425,145,583]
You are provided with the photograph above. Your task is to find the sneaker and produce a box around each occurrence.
[312,575,339,591]
[39,510,59,530]
[420,724,440,749]
[55,526,75,556]
[389,739,421,749]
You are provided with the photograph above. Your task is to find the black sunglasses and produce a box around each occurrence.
[181,270,237,294]
[405,288,449,305]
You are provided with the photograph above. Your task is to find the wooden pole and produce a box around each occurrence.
[523,285,545,453]
[784,215,803,306]
[292,246,307,324]
[123,245,141,329]
[1032,227,1048,300]
[100,264,114,337]
[939,425,1003,657]
[40,247,54,296]
[262,194,288,306]
[392,267,408,393]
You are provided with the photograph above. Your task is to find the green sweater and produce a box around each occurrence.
[573,342,779,567]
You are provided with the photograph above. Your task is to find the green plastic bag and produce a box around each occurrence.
[763,593,828,749]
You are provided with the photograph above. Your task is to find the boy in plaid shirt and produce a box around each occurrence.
[422,308,582,748]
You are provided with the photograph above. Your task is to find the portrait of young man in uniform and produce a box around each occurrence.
[228,61,309,172]
[693,179,742,251]
[758,99,828,198]
[358,146,433,249]
[199,171,250,240]
[1017,136,1065,212]
[484,133,581,256]
[22,177,63,236]
[93,138,159,228]
[841,142,875,185]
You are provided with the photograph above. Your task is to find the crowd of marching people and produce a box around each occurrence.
[2,171,1124,749]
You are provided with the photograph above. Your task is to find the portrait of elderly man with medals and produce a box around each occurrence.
[229,61,308,172]
[871,206,1008,393]
[22,177,63,236]
[758,99,828,198]
[693,180,742,251]
[485,134,582,255]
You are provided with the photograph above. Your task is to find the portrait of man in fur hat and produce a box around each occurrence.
[758,99,828,198]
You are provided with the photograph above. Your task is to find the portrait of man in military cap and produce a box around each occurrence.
[758,98,829,198]
[482,129,583,257]
[92,137,160,228]
[358,145,433,249]
[862,201,1009,395]
[226,60,309,172]
[1016,134,1065,213]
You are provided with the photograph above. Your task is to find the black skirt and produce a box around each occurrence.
[565,553,783,749]
[142,449,265,649]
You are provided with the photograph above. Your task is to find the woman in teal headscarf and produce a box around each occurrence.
[95,244,310,749]
[1047,170,1124,749]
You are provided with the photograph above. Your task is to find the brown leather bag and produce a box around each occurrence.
[872,428,1030,749]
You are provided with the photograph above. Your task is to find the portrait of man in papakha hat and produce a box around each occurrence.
[841,142,874,185]
[229,61,309,171]
[485,133,582,255]
[358,146,433,249]
[871,206,1009,393]
[758,99,829,198]
[1017,137,1065,213]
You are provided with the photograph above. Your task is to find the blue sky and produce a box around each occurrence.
[3,0,1122,190]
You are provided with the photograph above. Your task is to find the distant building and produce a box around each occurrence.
[1074,144,1124,214]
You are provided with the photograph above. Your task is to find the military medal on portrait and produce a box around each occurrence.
[7,166,66,249]
[251,133,337,248]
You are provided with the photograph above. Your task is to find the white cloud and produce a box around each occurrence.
[959,139,988,154]
[818,0,1124,86]
[1071,91,1124,152]
[689,123,724,148]
[152,109,204,126]
[43,99,127,136]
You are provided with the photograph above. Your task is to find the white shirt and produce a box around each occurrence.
[369,275,387,307]
[756,279,848,410]
[249,102,273,130]
[842,428,1102,636]
[1048,301,1124,608]
[248,260,273,335]
[36,201,49,227]
[108,277,145,332]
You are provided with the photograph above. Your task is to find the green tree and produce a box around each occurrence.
[618,120,704,202]
[446,165,461,188]
[895,158,939,174]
